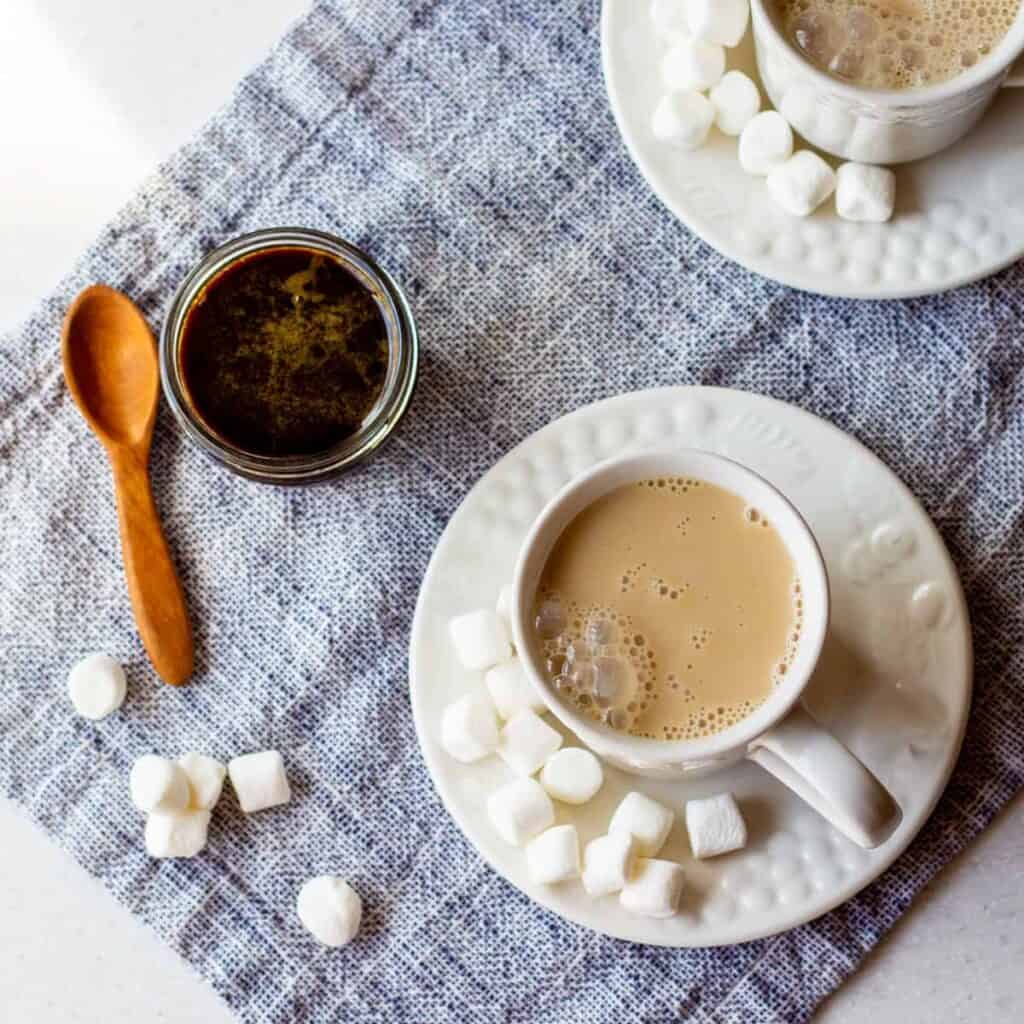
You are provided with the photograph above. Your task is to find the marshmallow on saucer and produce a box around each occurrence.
[485,658,545,720]
[495,583,515,634]
[441,694,499,763]
[582,832,636,897]
[297,875,362,947]
[609,791,674,857]
[687,0,750,48]
[661,38,726,92]
[836,162,896,223]
[177,752,226,811]
[685,793,747,859]
[526,824,581,885]
[540,748,603,805]
[487,777,555,846]
[228,750,291,813]
[449,610,512,671]
[67,653,126,720]
[145,808,211,859]
[651,91,715,151]
[767,150,837,217]
[739,111,794,175]
[650,0,690,39]
[130,755,190,814]
[497,710,562,776]
[619,858,685,918]
[709,71,761,136]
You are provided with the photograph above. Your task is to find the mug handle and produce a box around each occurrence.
[747,705,902,849]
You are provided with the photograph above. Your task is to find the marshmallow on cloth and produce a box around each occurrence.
[177,752,226,811]
[495,583,515,634]
[767,150,837,217]
[145,808,211,859]
[620,858,685,918]
[608,791,674,857]
[687,0,750,48]
[836,162,896,223]
[497,710,562,776]
[526,824,581,885]
[297,876,362,947]
[228,750,292,813]
[485,658,545,720]
[685,793,748,859]
[581,832,636,897]
[540,748,603,805]
[488,777,555,845]
[130,755,190,813]
[67,653,126,720]
[651,91,714,151]
[661,37,726,92]
[449,609,512,671]
[441,693,499,764]
[709,70,760,136]
[739,111,794,175]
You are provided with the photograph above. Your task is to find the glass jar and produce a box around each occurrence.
[159,227,418,484]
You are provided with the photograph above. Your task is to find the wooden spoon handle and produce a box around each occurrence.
[109,447,193,685]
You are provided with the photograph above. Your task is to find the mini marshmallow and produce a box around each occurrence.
[449,609,512,671]
[145,809,211,859]
[738,111,794,175]
[525,824,581,885]
[130,755,190,814]
[836,162,896,223]
[686,0,750,48]
[540,748,604,805]
[228,750,291,813]
[487,777,555,846]
[497,710,562,776]
[177,752,227,811]
[619,858,685,918]
[650,0,690,39]
[651,91,715,152]
[582,832,636,897]
[661,38,726,92]
[297,876,362,947]
[495,583,515,634]
[485,658,545,720]
[608,791,674,857]
[709,70,761,136]
[767,150,837,217]
[685,793,748,859]
[67,653,126,720]
[441,693,499,763]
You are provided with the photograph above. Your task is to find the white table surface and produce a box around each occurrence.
[0,2,1020,1020]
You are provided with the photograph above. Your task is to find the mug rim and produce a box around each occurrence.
[510,448,830,767]
[750,0,1024,108]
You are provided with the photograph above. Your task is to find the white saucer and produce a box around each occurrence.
[601,0,1024,299]
[409,388,971,947]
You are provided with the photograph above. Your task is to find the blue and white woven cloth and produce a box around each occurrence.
[1,2,1021,1021]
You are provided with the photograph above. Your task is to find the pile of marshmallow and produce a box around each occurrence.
[650,0,896,223]
[441,591,748,919]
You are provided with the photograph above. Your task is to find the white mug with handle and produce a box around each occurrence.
[511,448,902,850]
[749,0,1024,164]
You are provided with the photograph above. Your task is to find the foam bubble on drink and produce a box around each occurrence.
[775,0,1020,89]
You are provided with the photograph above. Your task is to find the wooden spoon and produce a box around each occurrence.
[62,285,193,685]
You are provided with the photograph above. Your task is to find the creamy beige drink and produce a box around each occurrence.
[532,477,802,741]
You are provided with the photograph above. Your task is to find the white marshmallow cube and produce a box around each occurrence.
[581,832,636,897]
[525,824,581,885]
[709,70,760,136]
[540,748,604,805]
[145,809,211,859]
[661,38,726,92]
[67,653,126,720]
[441,694,499,764]
[650,0,690,40]
[497,710,562,776]
[449,609,512,671]
[177,752,226,811]
[297,876,362,947]
[485,658,545,720]
[651,91,714,152]
[130,755,190,814]
[487,777,555,846]
[739,111,794,175]
[495,583,515,634]
[608,791,674,857]
[685,793,748,859]
[620,858,685,918]
[228,750,291,813]
[767,150,837,217]
[687,0,750,48]
[836,162,896,223]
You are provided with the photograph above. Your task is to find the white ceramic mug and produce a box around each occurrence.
[749,0,1024,163]
[511,448,902,850]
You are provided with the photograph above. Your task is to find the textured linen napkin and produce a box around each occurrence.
[1,1,1022,1021]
